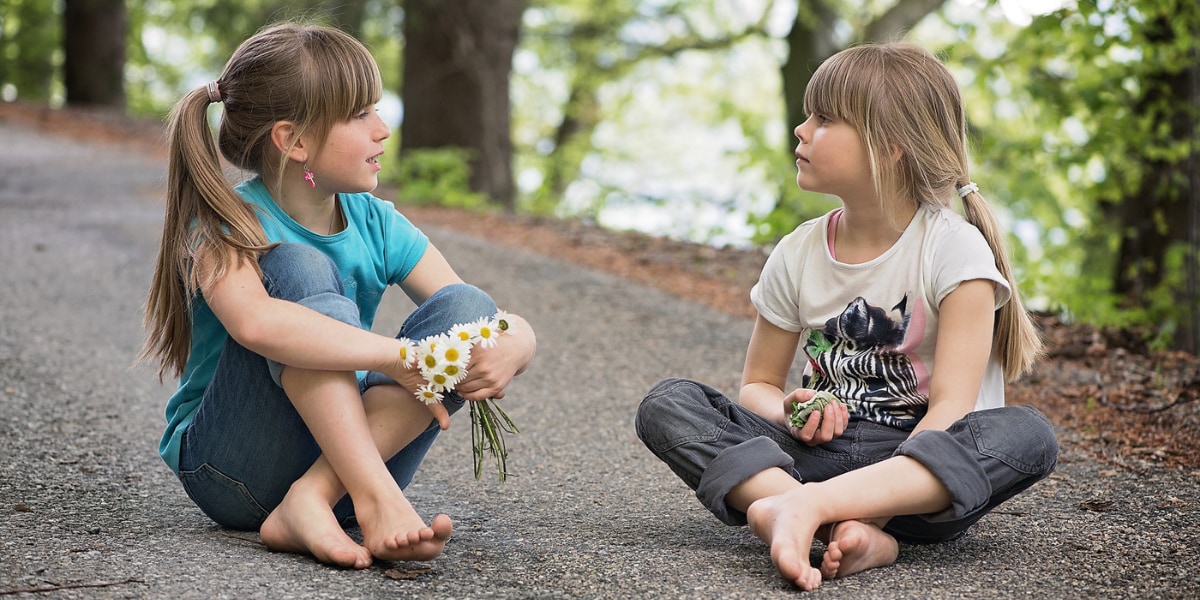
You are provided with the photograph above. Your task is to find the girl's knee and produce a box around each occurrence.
[635,379,721,446]
[260,243,343,300]
[959,406,1056,472]
[639,378,706,416]
[429,283,498,320]
[1013,405,1059,475]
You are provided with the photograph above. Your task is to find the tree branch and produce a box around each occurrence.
[864,0,948,42]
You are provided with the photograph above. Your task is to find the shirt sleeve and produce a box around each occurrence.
[930,219,1011,310]
[750,227,809,332]
[377,199,429,284]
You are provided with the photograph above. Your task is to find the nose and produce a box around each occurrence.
[794,116,812,142]
[374,113,391,141]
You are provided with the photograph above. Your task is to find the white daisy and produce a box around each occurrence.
[417,334,448,371]
[435,336,473,368]
[438,362,469,387]
[475,317,501,348]
[396,337,417,367]
[424,370,453,391]
[494,310,514,332]
[415,384,443,405]
[448,322,476,344]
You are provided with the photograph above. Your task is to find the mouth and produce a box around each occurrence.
[367,153,383,167]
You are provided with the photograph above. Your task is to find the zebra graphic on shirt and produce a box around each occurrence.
[802,294,925,428]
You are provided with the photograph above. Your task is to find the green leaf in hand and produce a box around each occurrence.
[788,391,839,429]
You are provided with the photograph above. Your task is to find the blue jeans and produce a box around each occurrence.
[177,244,497,530]
[635,378,1058,544]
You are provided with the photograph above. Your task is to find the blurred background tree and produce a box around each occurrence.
[0,0,1195,351]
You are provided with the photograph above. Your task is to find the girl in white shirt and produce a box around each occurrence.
[636,42,1056,591]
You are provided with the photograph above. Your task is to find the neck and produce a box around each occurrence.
[832,198,918,263]
[265,167,341,235]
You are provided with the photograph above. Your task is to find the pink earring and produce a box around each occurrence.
[303,164,316,188]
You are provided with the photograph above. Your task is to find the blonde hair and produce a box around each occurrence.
[138,22,383,380]
[804,42,1042,380]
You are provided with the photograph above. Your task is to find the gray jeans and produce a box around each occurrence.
[634,378,1058,544]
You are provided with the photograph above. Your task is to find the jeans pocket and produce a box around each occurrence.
[178,464,270,530]
[968,405,1058,475]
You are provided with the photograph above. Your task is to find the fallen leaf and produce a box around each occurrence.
[1077,499,1115,512]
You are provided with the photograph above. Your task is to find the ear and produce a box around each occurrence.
[890,145,903,164]
[269,121,309,163]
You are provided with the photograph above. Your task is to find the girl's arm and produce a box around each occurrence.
[913,278,997,436]
[202,251,406,377]
[398,243,537,402]
[739,316,847,444]
[739,315,799,423]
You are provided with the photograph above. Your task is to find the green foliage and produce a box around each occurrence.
[0,0,61,103]
[122,1,399,118]
[384,148,489,210]
[515,0,779,224]
[953,0,1200,348]
[1081,243,1197,352]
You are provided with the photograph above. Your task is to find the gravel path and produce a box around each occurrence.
[1,117,1197,599]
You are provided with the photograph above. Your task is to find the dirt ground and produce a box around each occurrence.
[4,99,1196,472]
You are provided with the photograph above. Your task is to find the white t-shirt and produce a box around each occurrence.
[749,205,1011,430]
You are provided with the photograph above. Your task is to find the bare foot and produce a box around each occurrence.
[821,520,899,579]
[260,486,372,569]
[356,499,454,562]
[746,488,824,591]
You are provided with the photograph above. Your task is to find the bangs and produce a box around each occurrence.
[309,30,382,121]
[323,42,383,119]
[802,47,880,130]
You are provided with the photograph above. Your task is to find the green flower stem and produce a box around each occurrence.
[470,398,519,482]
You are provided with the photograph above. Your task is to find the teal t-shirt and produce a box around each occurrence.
[158,177,429,473]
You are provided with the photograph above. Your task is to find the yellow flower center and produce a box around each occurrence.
[445,348,460,362]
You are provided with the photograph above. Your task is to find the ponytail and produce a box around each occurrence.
[958,185,1044,380]
[136,85,270,380]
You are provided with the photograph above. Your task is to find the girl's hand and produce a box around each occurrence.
[423,397,451,431]
[454,312,537,402]
[453,341,521,401]
[785,388,849,446]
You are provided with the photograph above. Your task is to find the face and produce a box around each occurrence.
[793,113,873,200]
[307,104,390,194]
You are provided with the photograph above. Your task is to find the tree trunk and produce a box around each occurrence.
[401,0,524,210]
[779,0,947,154]
[1110,15,1198,352]
[780,0,840,152]
[63,0,126,109]
[311,0,369,39]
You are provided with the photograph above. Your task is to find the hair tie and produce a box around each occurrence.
[957,182,979,198]
[206,81,222,103]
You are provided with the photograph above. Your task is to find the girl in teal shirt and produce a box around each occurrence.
[139,22,536,569]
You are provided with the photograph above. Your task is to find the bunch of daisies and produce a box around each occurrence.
[397,311,518,482]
